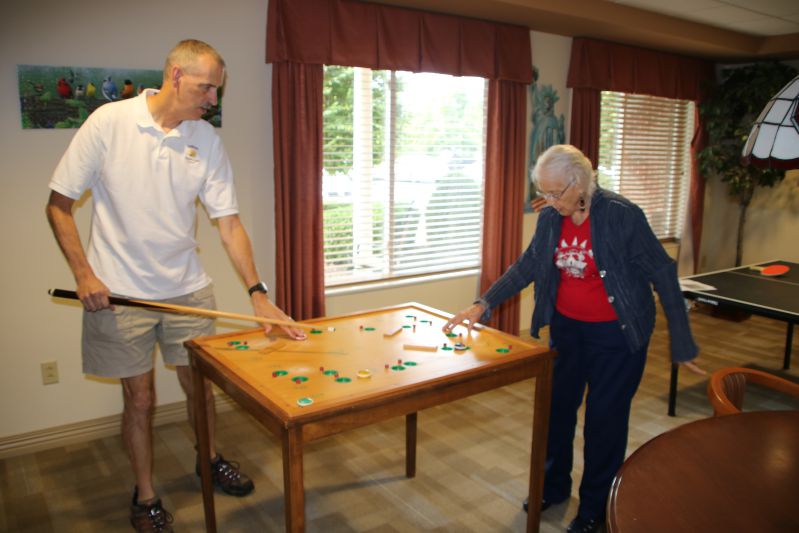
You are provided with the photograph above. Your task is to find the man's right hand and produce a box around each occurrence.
[76,276,112,312]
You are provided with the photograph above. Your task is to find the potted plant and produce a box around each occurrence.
[698,61,797,266]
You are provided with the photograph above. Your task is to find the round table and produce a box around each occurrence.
[608,411,799,532]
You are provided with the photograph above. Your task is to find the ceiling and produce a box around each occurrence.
[613,0,799,37]
[368,0,799,60]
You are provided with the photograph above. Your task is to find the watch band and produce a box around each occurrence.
[248,281,269,296]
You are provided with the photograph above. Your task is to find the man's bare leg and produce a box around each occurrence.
[122,371,157,501]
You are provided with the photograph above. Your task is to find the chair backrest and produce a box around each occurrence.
[707,367,799,416]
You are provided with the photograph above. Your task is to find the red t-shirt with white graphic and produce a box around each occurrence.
[554,216,618,322]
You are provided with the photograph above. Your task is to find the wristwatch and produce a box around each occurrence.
[247,281,269,296]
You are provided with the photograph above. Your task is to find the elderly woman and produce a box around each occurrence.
[444,144,700,533]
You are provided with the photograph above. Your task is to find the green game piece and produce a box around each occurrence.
[323,369,338,376]
[297,397,314,407]
[292,376,309,383]
[229,340,241,345]
[391,365,406,371]
[496,348,510,353]
[274,370,288,377]
[445,333,457,338]
[364,327,376,331]
[402,325,412,329]
[310,329,323,334]
[403,361,417,366]
[335,377,352,383]
[235,345,250,350]
[441,346,453,351]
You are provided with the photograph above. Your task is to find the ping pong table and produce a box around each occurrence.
[673,260,799,416]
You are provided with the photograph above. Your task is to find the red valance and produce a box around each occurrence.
[266,0,533,83]
[567,37,714,101]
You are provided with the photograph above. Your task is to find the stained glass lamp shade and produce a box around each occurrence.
[741,75,799,169]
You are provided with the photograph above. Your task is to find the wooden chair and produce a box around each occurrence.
[707,367,799,416]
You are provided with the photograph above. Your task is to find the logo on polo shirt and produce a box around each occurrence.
[185,145,200,162]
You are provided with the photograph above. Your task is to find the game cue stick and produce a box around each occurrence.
[48,288,320,330]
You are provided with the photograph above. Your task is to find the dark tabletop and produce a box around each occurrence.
[681,261,799,321]
[608,411,799,532]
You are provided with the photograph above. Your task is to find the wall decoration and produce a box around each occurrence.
[17,64,222,129]
[525,66,566,212]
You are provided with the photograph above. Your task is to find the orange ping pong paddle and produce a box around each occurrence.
[750,264,790,276]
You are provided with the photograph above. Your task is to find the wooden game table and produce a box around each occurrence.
[186,302,554,532]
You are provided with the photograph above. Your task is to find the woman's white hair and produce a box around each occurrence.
[532,144,596,196]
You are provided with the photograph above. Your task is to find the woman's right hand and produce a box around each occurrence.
[443,302,486,337]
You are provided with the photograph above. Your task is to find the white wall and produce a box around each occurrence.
[699,169,799,270]
[0,0,274,438]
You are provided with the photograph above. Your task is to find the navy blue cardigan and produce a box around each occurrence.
[480,188,698,363]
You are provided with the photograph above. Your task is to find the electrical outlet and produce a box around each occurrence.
[41,361,59,385]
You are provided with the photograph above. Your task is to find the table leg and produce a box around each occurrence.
[668,363,678,417]
[282,426,305,533]
[406,412,417,478]
[191,361,216,533]
[527,354,553,533]
[783,322,794,370]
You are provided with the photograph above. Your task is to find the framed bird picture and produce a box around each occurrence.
[16,64,222,129]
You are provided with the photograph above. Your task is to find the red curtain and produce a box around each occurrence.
[567,38,714,270]
[481,80,528,333]
[568,88,601,169]
[567,38,712,100]
[267,0,532,81]
[272,62,326,319]
[689,106,707,268]
[267,0,532,327]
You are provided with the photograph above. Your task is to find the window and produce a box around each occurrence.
[598,91,695,240]
[322,66,487,287]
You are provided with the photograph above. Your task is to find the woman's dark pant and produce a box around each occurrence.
[543,310,648,520]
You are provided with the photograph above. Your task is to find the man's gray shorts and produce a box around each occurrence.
[82,285,216,378]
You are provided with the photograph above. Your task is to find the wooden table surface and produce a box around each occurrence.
[186,302,554,532]
[608,410,799,532]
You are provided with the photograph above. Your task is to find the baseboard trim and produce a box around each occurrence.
[0,395,236,459]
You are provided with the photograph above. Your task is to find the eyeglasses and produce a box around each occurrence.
[539,179,575,201]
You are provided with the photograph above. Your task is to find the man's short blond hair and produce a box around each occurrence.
[163,39,225,79]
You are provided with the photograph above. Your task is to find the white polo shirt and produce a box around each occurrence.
[49,89,239,299]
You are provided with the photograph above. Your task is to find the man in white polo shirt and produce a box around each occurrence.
[46,39,306,532]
